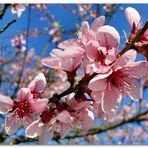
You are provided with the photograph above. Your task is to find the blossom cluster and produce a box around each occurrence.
[0,7,147,144]
[11,4,26,17]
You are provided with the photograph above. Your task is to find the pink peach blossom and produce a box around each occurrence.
[78,17,120,75]
[80,17,120,75]
[25,119,53,144]
[26,109,73,144]
[28,73,47,98]
[77,16,120,48]
[67,97,95,131]
[0,88,48,135]
[85,40,118,73]
[26,96,95,144]
[41,45,84,72]
[41,16,120,74]
[89,49,147,114]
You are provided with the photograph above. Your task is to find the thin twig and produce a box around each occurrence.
[0,19,16,34]
[11,6,31,98]
[64,110,148,139]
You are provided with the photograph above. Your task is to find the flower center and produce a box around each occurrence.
[41,110,55,123]
[107,70,132,92]
[13,100,32,118]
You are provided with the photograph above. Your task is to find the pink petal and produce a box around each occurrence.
[33,79,46,92]
[61,52,83,72]
[25,119,44,138]
[65,48,84,57]
[5,113,20,135]
[58,39,79,50]
[88,71,112,91]
[52,48,65,57]
[96,25,120,48]
[81,109,95,131]
[22,113,36,128]
[61,57,77,72]
[122,77,142,100]
[88,77,107,91]
[85,40,100,60]
[60,123,71,138]
[41,57,61,70]
[57,110,73,123]
[105,47,118,65]
[93,101,106,120]
[122,61,148,78]
[91,16,105,32]
[91,91,104,102]
[125,7,141,28]
[39,129,53,144]
[56,46,84,58]
[16,88,32,102]
[79,21,90,35]
[30,99,48,114]
[92,63,111,73]
[143,30,148,38]
[113,49,137,71]
[102,85,122,115]
[82,56,93,75]
[16,4,25,10]
[0,95,13,114]
[73,101,91,110]
[78,21,95,43]
[28,73,46,92]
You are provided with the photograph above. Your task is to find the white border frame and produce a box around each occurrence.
[0,0,147,4]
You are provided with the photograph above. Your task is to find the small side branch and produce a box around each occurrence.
[0,19,16,34]
[119,21,148,55]
[0,4,10,20]
[64,110,148,139]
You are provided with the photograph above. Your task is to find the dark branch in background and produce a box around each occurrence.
[96,4,101,17]
[0,4,10,20]
[0,19,16,34]
[64,110,148,139]
[0,4,16,90]
[11,5,31,98]
[0,46,4,89]
[2,109,147,144]
[119,21,148,55]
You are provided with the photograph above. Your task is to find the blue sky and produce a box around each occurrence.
[0,4,148,56]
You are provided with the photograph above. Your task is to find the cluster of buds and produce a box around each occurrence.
[125,7,148,60]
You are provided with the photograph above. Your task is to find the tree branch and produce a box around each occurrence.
[11,6,31,98]
[64,109,148,139]
[2,109,147,144]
